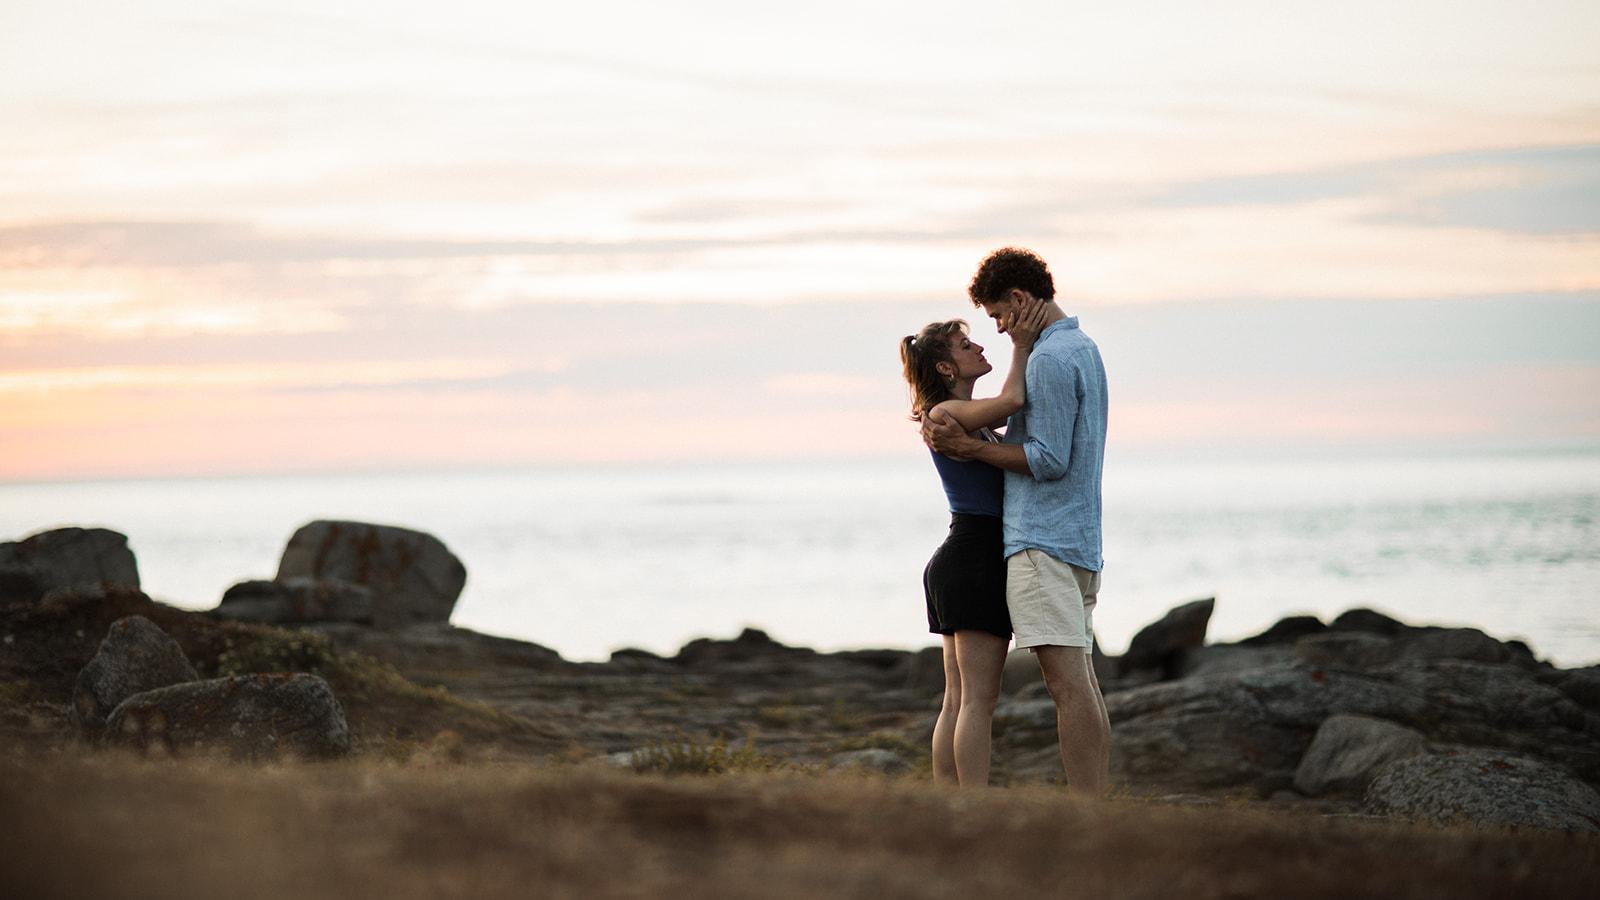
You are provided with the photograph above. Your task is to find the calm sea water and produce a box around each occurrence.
[3,451,1598,667]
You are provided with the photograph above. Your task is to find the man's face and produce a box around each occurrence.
[980,295,1018,334]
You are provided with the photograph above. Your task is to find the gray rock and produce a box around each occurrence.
[1365,750,1600,832]
[104,673,351,760]
[276,521,466,627]
[308,621,565,675]
[1553,667,1600,711]
[677,628,814,666]
[1240,615,1326,646]
[995,696,1058,731]
[0,527,140,596]
[1104,665,1428,792]
[1179,643,1297,679]
[1293,714,1426,797]
[1330,608,1408,636]
[1400,627,1510,665]
[905,646,946,694]
[71,615,199,737]
[1386,661,1598,781]
[1001,649,1042,694]
[1120,597,1214,679]
[1294,631,1398,670]
[215,577,375,625]
[829,748,911,774]
[0,567,49,604]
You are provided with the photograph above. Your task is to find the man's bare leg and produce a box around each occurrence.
[931,636,960,785]
[1081,650,1107,736]
[1034,644,1110,797]
[952,630,1008,787]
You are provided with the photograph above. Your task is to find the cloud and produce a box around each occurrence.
[1151,143,1600,235]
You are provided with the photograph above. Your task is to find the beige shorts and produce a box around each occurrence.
[1006,548,1099,653]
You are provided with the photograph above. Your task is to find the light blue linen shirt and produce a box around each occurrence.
[1001,316,1108,571]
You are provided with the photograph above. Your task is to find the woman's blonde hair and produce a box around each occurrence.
[899,319,967,422]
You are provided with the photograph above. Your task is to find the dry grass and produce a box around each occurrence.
[1,751,1594,900]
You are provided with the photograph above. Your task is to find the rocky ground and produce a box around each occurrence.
[4,523,1599,837]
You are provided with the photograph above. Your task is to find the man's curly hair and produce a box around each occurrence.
[967,247,1055,307]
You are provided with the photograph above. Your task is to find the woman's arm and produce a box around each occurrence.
[927,298,1048,433]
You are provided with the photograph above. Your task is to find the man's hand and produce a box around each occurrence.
[922,408,977,459]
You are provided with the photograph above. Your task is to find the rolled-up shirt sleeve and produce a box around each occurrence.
[1021,355,1079,482]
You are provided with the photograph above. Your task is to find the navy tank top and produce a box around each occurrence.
[930,427,1003,518]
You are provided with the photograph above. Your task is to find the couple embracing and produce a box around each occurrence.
[899,247,1110,794]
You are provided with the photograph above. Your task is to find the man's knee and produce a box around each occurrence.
[1036,646,1093,702]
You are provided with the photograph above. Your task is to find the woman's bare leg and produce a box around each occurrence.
[953,630,1009,787]
[931,635,960,785]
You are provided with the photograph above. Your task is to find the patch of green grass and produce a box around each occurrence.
[631,731,792,776]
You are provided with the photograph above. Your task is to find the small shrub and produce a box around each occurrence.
[216,629,338,677]
[754,705,810,729]
[631,731,788,776]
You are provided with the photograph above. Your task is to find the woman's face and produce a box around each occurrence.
[945,332,992,381]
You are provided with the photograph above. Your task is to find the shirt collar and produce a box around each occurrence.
[1041,316,1078,339]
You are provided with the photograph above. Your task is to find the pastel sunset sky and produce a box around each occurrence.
[4,0,1598,480]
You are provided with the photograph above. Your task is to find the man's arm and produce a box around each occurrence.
[922,412,1034,475]
[1018,355,1079,482]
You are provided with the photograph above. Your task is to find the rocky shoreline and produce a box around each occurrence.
[3,523,1597,834]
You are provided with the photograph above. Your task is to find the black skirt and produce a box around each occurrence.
[922,513,1012,640]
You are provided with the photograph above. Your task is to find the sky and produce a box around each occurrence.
[3,0,1599,481]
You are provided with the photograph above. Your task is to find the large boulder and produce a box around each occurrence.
[1365,750,1600,833]
[1104,665,1420,792]
[1384,661,1599,782]
[1101,654,1600,794]
[1293,714,1426,797]
[215,577,375,625]
[71,615,198,737]
[276,521,466,627]
[104,673,351,760]
[1119,598,1214,679]
[0,528,139,599]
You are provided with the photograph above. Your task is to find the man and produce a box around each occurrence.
[922,247,1111,796]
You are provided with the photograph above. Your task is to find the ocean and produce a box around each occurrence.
[3,450,1598,667]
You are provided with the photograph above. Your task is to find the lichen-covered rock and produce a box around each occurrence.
[276,521,466,627]
[104,673,351,760]
[1365,750,1600,832]
[1293,714,1426,797]
[215,577,375,625]
[72,615,198,737]
[0,527,140,597]
[1120,597,1214,679]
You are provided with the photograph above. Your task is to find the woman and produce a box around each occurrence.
[899,298,1046,787]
